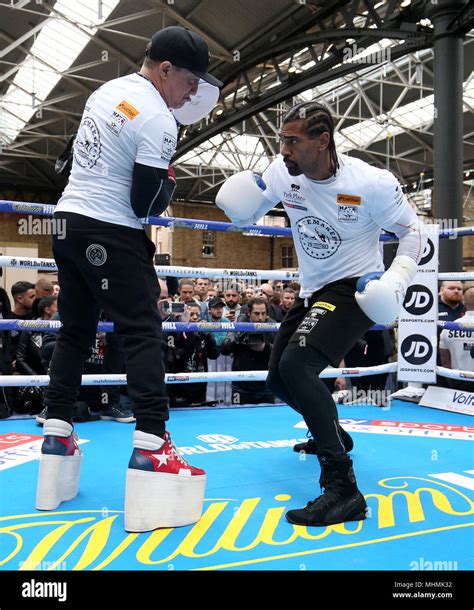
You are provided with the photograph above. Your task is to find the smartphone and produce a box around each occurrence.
[155,253,171,266]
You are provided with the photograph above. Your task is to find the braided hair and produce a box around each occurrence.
[282,102,339,175]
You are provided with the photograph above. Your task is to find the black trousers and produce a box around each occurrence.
[45,212,169,435]
[267,279,373,454]
[101,332,127,410]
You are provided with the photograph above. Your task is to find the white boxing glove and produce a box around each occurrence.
[355,255,418,324]
[216,170,271,226]
[226,215,253,229]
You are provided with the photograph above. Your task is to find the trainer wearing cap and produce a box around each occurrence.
[146,27,222,87]
[36,26,222,533]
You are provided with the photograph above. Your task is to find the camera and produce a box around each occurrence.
[161,301,185,315]
[236,332,264,345]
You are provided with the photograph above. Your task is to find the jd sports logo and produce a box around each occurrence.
[419,238,435,266]
[403,285,434,315]
[401,334,433,365]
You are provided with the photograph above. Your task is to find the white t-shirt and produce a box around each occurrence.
[261,154,419,297]
[55,73,178,230]
[439,311,474,371]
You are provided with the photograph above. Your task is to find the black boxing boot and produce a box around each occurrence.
[293,426,354,455]
[285,452,367,526]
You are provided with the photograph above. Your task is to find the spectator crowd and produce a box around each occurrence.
[0,275,473,421]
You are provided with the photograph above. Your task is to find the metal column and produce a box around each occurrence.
[428,0,467,272]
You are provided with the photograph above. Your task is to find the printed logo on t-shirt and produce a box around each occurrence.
[337,194,361,205]
[283,189,305,203]
[162,132,177,161]
[296,217,341,259]
[116,100,139,120]
[338,204,358,222]
[75,117,101,169]
[105,111,127,137]
[283,201,308,211]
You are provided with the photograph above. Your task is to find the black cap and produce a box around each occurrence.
[209,297,225,308]
[147,26,223,88]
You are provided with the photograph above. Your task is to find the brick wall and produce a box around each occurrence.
[463,184,474,270]
[170,202,296,277]
[0,212,53,259]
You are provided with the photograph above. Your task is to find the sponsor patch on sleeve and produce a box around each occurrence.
[313,301,336,311]
[116,100,139,120]
[337,194,361,205]
[105,111,127,136]
[162,132,177,161]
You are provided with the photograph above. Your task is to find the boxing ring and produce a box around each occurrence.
[0,200,472,576]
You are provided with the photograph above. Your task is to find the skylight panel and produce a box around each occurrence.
[0,0,120,145]
[181,132,269,173]
[391,95,435,130]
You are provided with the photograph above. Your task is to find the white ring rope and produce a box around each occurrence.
[436,366,474,382]
[1,363,472,388]
[0,362,398,387]
[0,255,473,282]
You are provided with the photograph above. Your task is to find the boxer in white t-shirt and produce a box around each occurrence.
[36,26,222,533]
[216,101,427,527]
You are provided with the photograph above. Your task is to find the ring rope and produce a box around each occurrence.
[1,319,473,333]
[0,363,472,387]
[0,319,390,333]
[1,200,473,241]
[0,363,398,387]
[0,255,473,282]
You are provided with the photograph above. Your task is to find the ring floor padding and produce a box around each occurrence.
[0,400,472,571]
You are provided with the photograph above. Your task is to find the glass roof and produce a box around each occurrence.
[0,5,472,182]
[180,132,271,174]
[0,0,120,146]
[182,38,473,172]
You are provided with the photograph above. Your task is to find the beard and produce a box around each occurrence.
[447,295,463,304]
[283,158,302,176]
[285,164,302,176]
